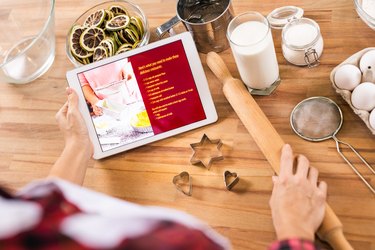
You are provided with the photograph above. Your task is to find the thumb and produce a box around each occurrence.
[67,87,79,110]
[272,175,279,184]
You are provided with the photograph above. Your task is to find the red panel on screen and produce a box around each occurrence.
[129,40,206,134]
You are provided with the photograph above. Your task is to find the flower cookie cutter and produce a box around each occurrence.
[189,134,224,170]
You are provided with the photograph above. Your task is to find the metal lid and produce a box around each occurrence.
[267,6,304,29]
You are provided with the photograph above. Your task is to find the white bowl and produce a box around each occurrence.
[354,0,375,30]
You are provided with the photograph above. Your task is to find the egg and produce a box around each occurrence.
[370,109,375,130]
[351,82,375,111]
[334,64,362,90]
[359,49,375,82]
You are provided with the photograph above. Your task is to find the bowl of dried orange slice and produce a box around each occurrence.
[66,1,150,67]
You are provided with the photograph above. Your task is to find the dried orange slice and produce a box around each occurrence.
[79,27,106,52]
[93,45,108,62]
[69,25,93,59]
[130,16,144,36]
[104,9,114,22]
[99,38,116,56]
[115,43,133,55]
[117,29,130,44]
[105,15,130,31]
[84,9,106,27]
[123,28,139,43]
[108,5,129,16]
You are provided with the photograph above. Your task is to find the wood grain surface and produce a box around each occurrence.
[0,0,374,249]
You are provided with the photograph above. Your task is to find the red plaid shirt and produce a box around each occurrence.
[0,179,319,250]
[269,238,319,250]
[0,179,229,250]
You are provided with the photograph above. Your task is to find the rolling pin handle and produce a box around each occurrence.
[206,52,234,84]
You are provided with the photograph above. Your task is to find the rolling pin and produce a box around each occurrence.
[206,52,353,250]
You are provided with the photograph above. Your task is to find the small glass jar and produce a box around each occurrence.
[267,6,324,67]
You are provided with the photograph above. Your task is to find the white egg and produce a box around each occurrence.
[351,82,375,111]
[370,109,375,130]
[334,64,362,90]
[359,49,375,82]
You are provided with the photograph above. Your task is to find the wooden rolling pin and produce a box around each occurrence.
[206,52,353,250]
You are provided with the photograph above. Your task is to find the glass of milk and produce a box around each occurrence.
[227,12,280,91]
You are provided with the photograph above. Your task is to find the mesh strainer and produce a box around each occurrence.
[290,96,375,194]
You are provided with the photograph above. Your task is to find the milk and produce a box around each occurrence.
[229,21,279,90]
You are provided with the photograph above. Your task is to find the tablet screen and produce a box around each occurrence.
[76,40,206,152]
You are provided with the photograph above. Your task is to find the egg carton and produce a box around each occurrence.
[330,47,375,135]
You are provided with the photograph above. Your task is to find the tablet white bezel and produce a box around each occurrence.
[66,32,217,159]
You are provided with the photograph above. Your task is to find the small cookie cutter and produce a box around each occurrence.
[190,134,224,170]
[172,171,192,196]
[224,170,240,190]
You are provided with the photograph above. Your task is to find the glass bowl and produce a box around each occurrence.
[354,0,375,30]
[66,0,150,67]
[0,0,55,84]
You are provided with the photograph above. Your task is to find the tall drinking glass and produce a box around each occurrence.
[0,0,55,84]
[227,12,279,91]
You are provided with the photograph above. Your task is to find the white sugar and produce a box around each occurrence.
[285,23,318,47]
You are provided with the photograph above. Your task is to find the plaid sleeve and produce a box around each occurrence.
[268,238,320,250]
[0,181,228,250]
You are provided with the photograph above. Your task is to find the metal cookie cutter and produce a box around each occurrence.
[224,170,240,190]
[172,171,192,196]
[190,134,224,170]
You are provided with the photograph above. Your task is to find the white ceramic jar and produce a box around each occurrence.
[267,6,324,67]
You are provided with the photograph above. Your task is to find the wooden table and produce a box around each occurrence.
[1,0,374,249]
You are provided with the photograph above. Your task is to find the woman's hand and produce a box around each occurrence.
[55,88,92,150]
[269,144,327,241]
[49,88,93,185]
[92,103,103,116]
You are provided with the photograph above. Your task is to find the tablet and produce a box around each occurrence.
[66,32,218,159]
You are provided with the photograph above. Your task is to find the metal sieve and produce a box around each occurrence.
[290,96,375,194]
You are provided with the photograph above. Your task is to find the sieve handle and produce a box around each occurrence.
[156,16,181,37]
[332,135,375,194]
[206,51,354,250]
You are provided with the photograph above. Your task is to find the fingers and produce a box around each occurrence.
[295,154,310,178]
[67,87,79,111]
[279,144,294,179]
[318,181,328,198]
[56,88,78,124]
[65,87,73,95]
[56,101,68,121]
[272,175,278,184]
[93,106,103,116]
[279,144,322,185]
[308,167,319,185]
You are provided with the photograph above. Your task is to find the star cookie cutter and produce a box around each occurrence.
[224,170,240,191]
[190,134,224,170]
[172,171,192,196]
